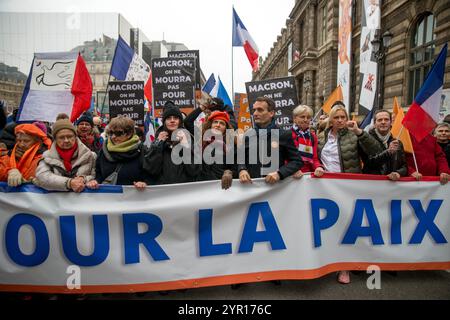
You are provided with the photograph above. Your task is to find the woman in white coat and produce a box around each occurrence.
[34,118,96,192]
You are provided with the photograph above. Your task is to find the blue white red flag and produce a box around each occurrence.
[17,52,92,123]
[110,36,152,104]
[232,7,259,71]
[402,43,447,142]
[203,74,233,108]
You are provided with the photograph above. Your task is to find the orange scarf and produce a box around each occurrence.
[9,142,42,180]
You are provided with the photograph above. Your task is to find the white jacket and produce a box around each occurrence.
[34,139,96,191]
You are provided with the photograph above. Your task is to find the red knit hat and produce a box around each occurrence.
[208,111,230,124]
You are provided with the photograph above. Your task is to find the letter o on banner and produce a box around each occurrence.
[5,213,50,267]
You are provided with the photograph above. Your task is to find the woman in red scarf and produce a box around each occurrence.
[0,124,51,187]
[34,119,97,192]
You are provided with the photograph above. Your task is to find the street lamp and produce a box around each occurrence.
[371,29,393,110]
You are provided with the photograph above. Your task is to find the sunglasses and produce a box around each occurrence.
[108,130,127,137]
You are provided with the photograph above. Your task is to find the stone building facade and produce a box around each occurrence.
[253,0,450,116]
[0,63,27,113]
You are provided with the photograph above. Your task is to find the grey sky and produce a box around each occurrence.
[0,0,294,96]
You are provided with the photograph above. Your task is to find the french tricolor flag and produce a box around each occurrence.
[110,36,152,104]
[17,52,92,123]
[402,43,447,142]
[232,7,259,72]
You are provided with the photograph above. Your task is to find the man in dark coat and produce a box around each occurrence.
[362,109,408,180]
[238,96,303,184]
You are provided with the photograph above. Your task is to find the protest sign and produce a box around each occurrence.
[108,81,145,125]
[246,77,298,130]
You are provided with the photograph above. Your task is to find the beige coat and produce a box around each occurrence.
[34,138,96,191]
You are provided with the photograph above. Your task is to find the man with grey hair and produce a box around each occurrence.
[434,122,450,167]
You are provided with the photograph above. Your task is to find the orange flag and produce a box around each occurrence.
[322,85,343,114]
[391,97,413,153]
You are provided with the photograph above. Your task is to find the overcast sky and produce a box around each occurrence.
[0,0,295,95]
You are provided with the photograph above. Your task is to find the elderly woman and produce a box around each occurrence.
[86,116,150,190]
[34,119,97,192]
[291,105,323,178]
[76,112,102,154]
[0,124,51,187]
[316,102,382,284]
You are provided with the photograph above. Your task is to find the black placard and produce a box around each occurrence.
[152,57,196,109]
[168,50,200,90]
[108,81,145,125]
[245,76,298,130]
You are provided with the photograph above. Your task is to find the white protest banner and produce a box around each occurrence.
[0,174,449,294]
[359,0,381,113]
[337,0,353,110]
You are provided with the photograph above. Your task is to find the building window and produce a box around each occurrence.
[408,13,436,104]
[320,4,328,46]
[299,21,304,53]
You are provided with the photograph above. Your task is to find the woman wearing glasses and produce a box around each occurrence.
[34,118,97,192]
[86,116,150,190]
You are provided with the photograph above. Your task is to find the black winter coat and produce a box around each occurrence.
[0,122,17,150]
[95,141,151,185]
[143,127,201,185]
[183,108,236,181]
[362,129,408,176]
[237,122,303,179]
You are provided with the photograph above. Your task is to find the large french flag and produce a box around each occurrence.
[17,52,92,123]
[402,43,447,142]
[110,36,152,104]
[232,7,259,72]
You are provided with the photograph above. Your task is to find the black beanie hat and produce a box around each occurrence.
[76,112,94,127]
[162,101,183,124]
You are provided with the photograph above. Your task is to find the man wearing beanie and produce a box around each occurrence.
[143,101,200,184]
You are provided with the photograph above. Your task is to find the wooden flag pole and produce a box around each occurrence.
[395,125,419,174]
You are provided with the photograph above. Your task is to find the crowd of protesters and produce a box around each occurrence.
[0,96,449,290]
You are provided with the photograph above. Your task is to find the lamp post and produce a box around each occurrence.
[371,29,393,110]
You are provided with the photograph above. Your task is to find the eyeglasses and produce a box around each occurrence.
[56,134,76,141]
[108,130,126,137]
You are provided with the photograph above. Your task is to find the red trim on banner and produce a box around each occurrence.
[1,262,449,294]
[311,172,440,182]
